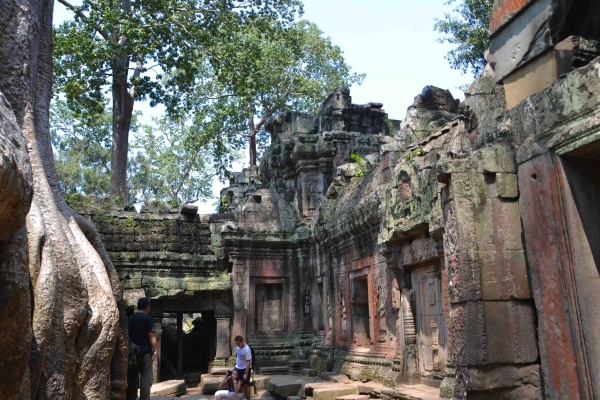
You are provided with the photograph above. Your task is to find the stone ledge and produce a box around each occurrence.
[150,379,187,396]
[302,382,359,400]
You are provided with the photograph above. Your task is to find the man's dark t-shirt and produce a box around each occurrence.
[128,312,155,350]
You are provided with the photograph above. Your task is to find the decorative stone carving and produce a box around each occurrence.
[327,302,333,338]
[340,292,347,341]
[431,319,441,372]
[303,283,311,319]
[402,289,419,384]
[392,279,401,316]
[378,285,388,342]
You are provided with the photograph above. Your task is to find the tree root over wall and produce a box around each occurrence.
[0,0,128,398]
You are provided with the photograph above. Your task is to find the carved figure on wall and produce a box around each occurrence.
[257,293,264,332]
[430,318,441,372]
[392,278,401,317]
[307,182,316,211]
[378,285,388,342]
[391,277,402,355]
[327,302,333,336]
[402,289,419,384]
[303,284,311,319]
[340,292,347,340]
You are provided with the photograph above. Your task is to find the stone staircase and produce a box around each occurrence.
[247,332,295,374]
[288,359,309,374]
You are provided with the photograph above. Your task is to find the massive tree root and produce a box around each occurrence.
[0,0,128,398]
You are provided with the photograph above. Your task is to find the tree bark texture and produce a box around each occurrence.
[109,59,134,202]
[0,0,128,398]
[248,115,257,167]
[249,134,257,167]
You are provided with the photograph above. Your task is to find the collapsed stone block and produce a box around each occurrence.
[303,382,359,400]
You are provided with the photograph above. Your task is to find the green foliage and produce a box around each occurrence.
[52,0,362,198]
[52,98,238,206]
[218,195,230,212]
[53,0,305,195]
[433,0,494,76]
[350,153,363,164]
[350,153,369,178]
[131,112,243,206]
[53,0,304,114]
[404,146,424,161]
[211,19,365,164]
[50,99,139,196]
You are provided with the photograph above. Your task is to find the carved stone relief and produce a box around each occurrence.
[339,292,348,341]
[378,285,388,342]
[413,267,445,377]
[303,283,311,320]
[327,302,333,337]
[402,288,419,383]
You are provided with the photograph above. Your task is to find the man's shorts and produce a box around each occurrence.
[235,367,252,385]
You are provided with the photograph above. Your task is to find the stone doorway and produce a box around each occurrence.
[250,278,287,333]
[254,283,284,332]
[160,310,217,379]
[411,263,446,385]
[351,275,371,347]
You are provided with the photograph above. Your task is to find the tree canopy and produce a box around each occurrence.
[53,0,364,203]
[50,98,243,206]
[50,100,116,197]
[53,0,304,200]
[210,19,365,165]
[131,111,244,206]
[433,0,494,77]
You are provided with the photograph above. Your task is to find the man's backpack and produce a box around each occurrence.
[128,338,141,372]
[129,338,141,356]
[248,344,257,395]
[249,344,257,370]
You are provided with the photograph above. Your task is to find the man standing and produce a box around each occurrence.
[234,335,253,400]
[127,298,158,400]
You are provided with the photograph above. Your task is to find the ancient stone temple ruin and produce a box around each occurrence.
[75,25,600,400]
[1,0,600,399]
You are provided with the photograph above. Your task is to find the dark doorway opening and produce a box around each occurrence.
[351,276,370,347]
[160,310,217,381]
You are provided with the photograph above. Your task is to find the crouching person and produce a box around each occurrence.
[215,370,244,400]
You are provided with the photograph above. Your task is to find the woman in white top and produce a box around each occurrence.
[215,370,244,400]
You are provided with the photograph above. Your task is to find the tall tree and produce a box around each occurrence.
[433,0,494,76]
[212,20,365,166]
[53,0,303,200]
[0,0,127,397]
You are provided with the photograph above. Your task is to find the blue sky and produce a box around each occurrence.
[53,1,473,211]
[301,0,470,120]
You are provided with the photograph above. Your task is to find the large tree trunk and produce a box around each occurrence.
[249,134,257,167]
[0,0,128,398]
[109,60,134,202]
[248,115,257,167]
